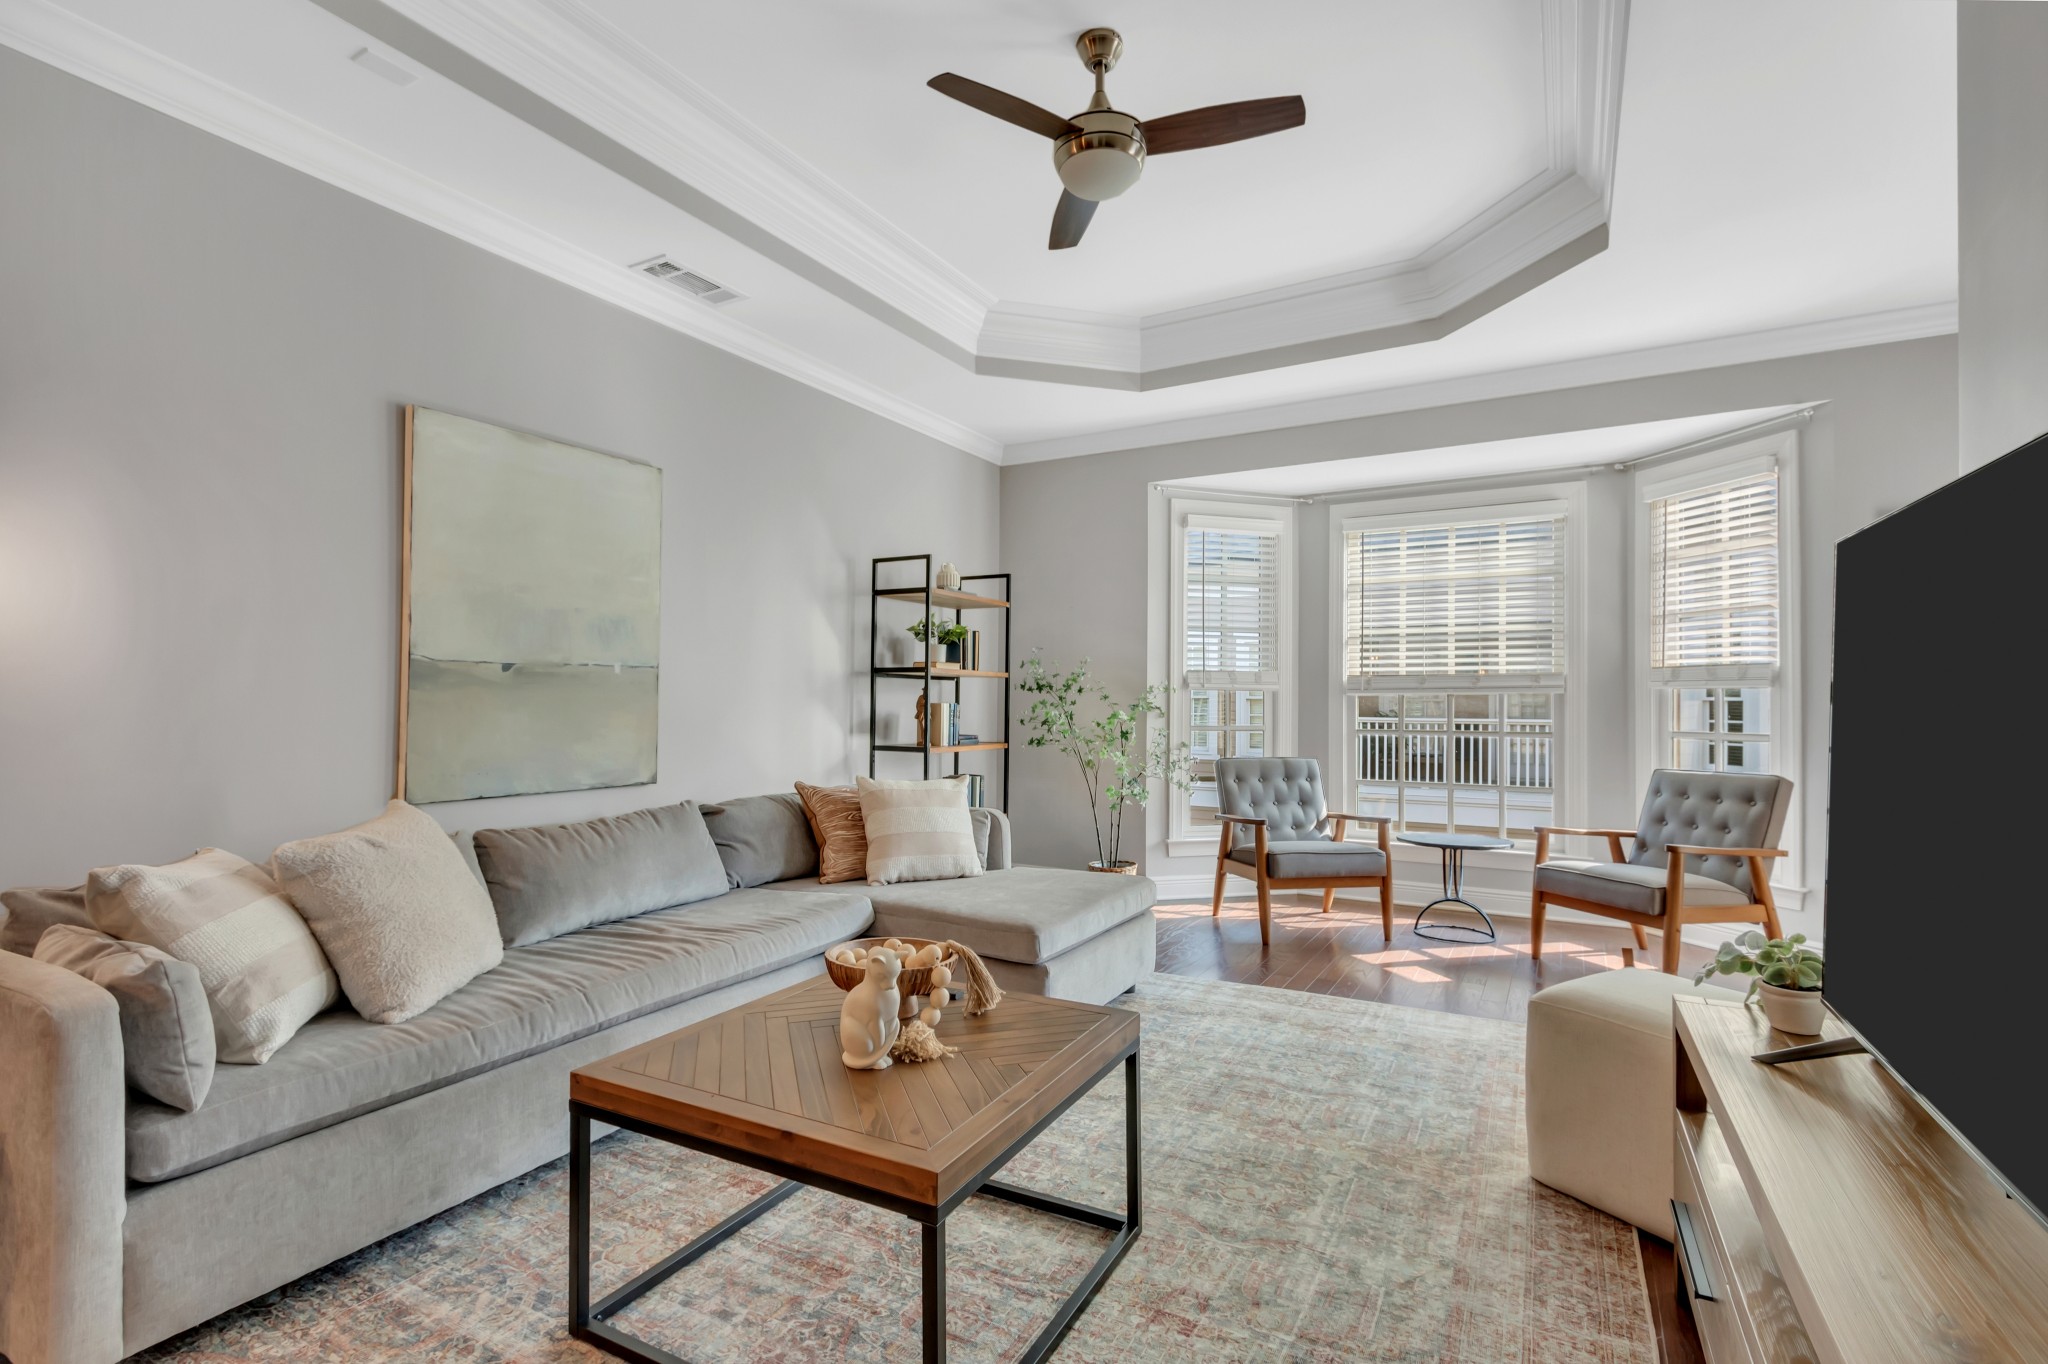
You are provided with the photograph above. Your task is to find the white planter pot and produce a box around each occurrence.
[1757,982,1826,1036]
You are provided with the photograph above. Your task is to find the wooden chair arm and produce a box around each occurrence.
[1666,845,1787,860]
[1214,814,1266,827]
[1533,826,1635,864]
[1320,811,1392,827]
[1319,811,1390,852]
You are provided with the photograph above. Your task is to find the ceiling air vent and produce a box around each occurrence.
[631,256,744,306]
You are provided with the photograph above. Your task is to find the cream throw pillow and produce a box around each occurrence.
[855,776,982,886]
[272,800,503,1025]
[86,848,340,1064]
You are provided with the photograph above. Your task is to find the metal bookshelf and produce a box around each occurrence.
[868,553,1010,809]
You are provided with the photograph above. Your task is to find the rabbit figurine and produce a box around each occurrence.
[839,947,903,1070]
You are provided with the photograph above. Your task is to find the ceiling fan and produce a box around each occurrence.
[928,28,1307,250]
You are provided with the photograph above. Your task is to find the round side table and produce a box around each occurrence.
[1396,831,1513,942]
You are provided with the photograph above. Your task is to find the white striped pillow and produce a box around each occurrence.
[855,776,982,886]
[87,848,340,1064]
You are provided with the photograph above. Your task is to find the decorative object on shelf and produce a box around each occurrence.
[400,406,660,803]
[1017,652,1191,873]
[834,945,902,1069]
[935,561,962,590]
[1694,930,1826,1035]
[908,614,971,665]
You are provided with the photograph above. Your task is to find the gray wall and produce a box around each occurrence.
[0,49,998,887]
[1001,336,1959,933]
[1959,2,2048,472]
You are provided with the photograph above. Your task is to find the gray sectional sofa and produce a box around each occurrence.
[0,794,1156,1364]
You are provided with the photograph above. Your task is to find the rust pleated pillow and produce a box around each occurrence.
[794,781,867,884]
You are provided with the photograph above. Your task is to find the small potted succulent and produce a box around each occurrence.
[1695,930,1826,1035]
[908,615,971,665]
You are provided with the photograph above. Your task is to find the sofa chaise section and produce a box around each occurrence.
[769,861,1158,1004]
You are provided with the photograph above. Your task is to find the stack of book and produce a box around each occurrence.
[964,773,985,807]
[924,700,960,747]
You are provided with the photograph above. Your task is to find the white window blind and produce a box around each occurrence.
[1342,505,1567,687]
[1183,516,1282,687]
[1649,470,1779,681]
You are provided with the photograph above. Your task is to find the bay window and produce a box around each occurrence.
[1340,501,1569,841]
[1171,502,1291,839]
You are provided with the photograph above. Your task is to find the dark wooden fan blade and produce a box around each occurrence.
[1141,95,1306,154]
[927,73,1074,139]
[1049,190,1098,250]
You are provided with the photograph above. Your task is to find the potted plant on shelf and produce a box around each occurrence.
[1016,654,1191,874]
[908,615,971,666]
[1694,930,1826,1035]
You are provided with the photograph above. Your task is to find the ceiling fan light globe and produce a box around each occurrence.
[1057,143,1143,200]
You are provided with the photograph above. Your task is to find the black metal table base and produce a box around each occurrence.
[570,1047,1141,1364]
[1411,846,1499,943]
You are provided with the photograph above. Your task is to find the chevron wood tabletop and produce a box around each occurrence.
[571,974,1139,1207]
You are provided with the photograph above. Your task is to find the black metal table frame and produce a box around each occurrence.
[569,1041,1141,1364]
[1401,837,1512,943]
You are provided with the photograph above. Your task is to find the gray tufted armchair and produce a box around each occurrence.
[1210,757,1394,947]
[1531,768,1793,974]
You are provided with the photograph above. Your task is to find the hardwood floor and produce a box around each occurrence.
[1154,892,1709,1364]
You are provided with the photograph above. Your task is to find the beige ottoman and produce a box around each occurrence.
[1525,970,1723,1240]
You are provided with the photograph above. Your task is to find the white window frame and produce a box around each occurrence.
[1632,431,1803,898]
[1327,482,1590,853]
[1166,496,1296,855]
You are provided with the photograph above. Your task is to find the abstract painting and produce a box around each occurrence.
[398,406,660,803]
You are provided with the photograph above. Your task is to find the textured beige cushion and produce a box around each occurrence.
[86,848,340,1064]
[272,801,504,1025]
[855,775,982,886]
[1,882,92,956]
[795,781,868,885]
[35,924,217,1111]
[1525,970,1726,1239]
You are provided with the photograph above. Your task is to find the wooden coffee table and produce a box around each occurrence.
[567,974,1142,1364]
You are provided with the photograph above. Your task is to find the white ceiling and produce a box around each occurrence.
[1170,406,1808,496]
[595,0,1553,315]
[3,0,1957,462]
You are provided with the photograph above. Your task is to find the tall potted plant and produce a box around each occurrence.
[1016,654,1191,873]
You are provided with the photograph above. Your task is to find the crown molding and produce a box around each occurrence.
[0,0,1003,463]
[1000,302,1959,464]
[346,0,1632,387]
[372,0,995,354]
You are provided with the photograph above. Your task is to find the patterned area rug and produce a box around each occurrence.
[134,975,1653,1363]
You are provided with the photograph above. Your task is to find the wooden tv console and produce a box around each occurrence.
[1672,997,2048,1363]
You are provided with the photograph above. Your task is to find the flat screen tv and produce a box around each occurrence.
[1828,429,2048,1225]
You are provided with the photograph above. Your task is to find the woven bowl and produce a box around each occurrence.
[825,938,959,1020]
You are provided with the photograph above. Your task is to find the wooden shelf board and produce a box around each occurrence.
[876,668,1008,679]
[873,742,1008,754]
[1675,998,2048,1364]
[875,588,1009,610]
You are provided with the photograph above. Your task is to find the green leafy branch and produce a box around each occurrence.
[1015,653,1192,867]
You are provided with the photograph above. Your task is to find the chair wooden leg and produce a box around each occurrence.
[1321,887,1337,914]
[1378,875,1394,941]
[1255,873,1273,948]
[1211,852,1229,918]
[1632,923,1649,951]
[1660,915,1686,976]
[1529,892,1547,960]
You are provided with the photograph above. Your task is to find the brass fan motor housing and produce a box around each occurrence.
[1053,108,1146,200]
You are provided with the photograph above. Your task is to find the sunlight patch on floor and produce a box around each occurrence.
[1386,964,1453,984]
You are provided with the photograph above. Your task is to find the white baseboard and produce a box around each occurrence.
[1148,873,1818,951]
